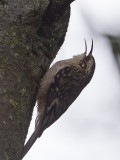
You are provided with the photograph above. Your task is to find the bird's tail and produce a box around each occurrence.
[21,126,43,159]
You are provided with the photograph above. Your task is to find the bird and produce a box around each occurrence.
[22,39,95,159]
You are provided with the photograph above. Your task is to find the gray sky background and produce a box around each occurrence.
[23,0,120,159]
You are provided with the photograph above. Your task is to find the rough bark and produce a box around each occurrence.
[0,0,74,159]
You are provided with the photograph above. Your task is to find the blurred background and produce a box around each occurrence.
[24,0,120,159]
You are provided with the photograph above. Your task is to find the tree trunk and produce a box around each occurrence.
[0,0,74,159]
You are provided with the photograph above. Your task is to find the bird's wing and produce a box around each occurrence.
[39,65,76,132]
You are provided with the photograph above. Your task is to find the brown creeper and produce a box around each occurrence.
[22,40,95,159]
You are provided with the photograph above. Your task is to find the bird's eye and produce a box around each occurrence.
[86,56,90,61]
[79,61,86,68]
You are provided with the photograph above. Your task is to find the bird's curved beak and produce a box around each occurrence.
[83,39,87,56]
[88,39,93,56]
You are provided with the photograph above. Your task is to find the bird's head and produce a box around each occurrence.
[72,39,95,84]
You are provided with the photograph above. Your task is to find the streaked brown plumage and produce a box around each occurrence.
[22,40,95,159]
